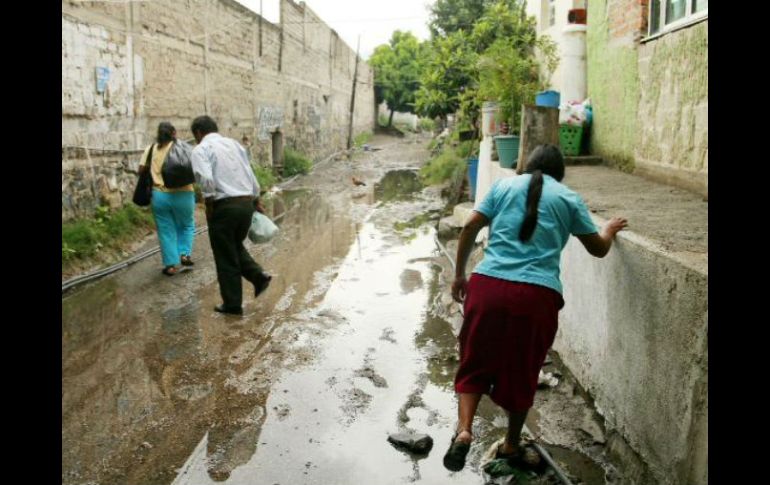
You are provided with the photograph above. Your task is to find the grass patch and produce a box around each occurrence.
[62,204,154,262]
[252,163,277,191]
[283,148,312,177]
[354,131,373,147]
[420,146,466,186]
[418,118,436,132]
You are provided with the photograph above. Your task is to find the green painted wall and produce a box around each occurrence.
[586,0,640,172]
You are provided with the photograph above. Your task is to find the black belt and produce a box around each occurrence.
[213,196,254,207]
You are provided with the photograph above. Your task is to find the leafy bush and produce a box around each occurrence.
[252,163,277,191]
[283,148,312,177]
[62,204,154,262]
[418,118,436,132]
[420,147,465,185]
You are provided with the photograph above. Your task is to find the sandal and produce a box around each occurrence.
[495,442,543,471]
[180,255,194,266]
[162,266,178,276]
[443,430,472,472]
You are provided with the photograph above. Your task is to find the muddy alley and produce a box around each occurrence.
[63,134,617,485]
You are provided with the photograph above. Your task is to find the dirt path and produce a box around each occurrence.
[63,134,621,485]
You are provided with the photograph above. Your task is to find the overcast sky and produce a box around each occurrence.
[233,0,433,59]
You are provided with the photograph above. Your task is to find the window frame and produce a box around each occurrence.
[644,0,708,42]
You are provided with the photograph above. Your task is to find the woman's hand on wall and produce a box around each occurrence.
[604,217,628,238]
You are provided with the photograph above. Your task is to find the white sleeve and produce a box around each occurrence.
[191,146,216,200]
[238,143,260,198]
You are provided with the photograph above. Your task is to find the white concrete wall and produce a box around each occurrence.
[557,219,707,485]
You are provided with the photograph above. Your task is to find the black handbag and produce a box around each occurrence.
[132,144,154,207]
[161,140,195,188]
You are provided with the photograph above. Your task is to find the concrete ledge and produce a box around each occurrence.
[565,155,604,166]
[633,159,708,199]
[452,202,475,225]
[556,214,707,485]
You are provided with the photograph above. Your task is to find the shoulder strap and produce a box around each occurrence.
[145,144,155,169]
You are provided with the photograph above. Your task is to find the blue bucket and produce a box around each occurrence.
[536,90,560,108]
[467,158,479,201]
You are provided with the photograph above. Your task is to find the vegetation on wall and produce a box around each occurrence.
[283,148,312,177]
[62,204,154,262]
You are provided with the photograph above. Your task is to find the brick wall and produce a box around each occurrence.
[61,0,375,221]
[608,0,648,44]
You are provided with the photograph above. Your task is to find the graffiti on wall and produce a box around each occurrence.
[258,106,284,141]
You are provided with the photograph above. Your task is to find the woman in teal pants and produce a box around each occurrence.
[139,122,196,275]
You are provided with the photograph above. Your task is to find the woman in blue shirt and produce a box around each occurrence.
[443,144,627,471]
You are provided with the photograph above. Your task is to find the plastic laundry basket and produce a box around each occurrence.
[559,124,583,156]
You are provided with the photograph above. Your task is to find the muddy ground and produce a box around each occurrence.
[63,134,626,485]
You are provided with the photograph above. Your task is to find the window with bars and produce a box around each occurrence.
[648,0,708,37]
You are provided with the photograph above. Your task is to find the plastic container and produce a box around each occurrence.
[559,124,583,156]
[494,135,520,169]
[536,91,561,109]
[467,158,479,201]
[482,102,501,138]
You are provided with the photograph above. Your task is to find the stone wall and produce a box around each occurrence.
[636,21,708,196]
[62,0,375,221]
[587,0,708,196]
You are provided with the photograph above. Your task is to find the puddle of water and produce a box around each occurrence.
[61,187,360,485]
[172,220,489,485]
[374,169,424,203]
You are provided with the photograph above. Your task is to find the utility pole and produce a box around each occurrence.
[346,35,361,151]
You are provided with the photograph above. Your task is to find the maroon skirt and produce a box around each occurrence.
[454,273,564,412]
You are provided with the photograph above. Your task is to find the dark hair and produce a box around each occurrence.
[156,122,176,144]
[190,115,218,136]
[519,144,565,242]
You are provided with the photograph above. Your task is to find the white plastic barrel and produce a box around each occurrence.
[561,24,587,104]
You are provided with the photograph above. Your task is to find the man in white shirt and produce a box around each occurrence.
[190,115,271,315]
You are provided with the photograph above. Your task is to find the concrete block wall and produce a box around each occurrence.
[61,0,375,221]
[557,221,707,485]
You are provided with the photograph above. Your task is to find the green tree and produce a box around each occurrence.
[369,31,424,127]
[417,0,557,132]
[428,0,489,37]
[472,1,557,133]
[415,30,477,122]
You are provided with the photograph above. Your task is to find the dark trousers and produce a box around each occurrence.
[207,198,265,310]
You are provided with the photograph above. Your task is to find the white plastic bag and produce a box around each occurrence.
[248,211,279,244]
[559,100,587,126]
